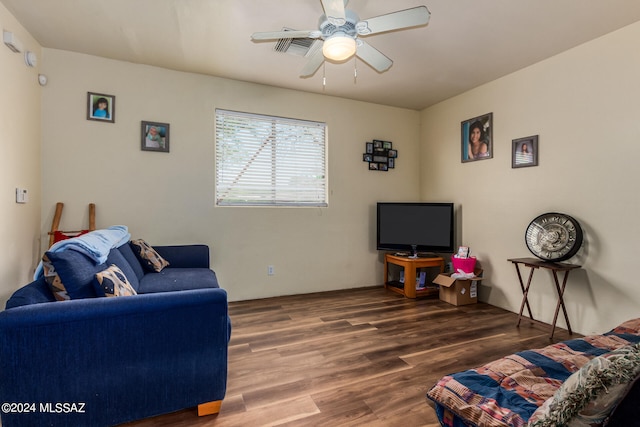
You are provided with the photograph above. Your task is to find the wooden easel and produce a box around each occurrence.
[48,202,96,247]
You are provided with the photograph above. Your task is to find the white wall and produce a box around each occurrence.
[0,3,42,304]
[39,49,421,302]
[5,5,638,337]
[421,21,640,335]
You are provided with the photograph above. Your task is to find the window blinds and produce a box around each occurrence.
[215,109,327,207]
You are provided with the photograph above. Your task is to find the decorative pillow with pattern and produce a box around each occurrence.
[130,239,169,272]
[527,343,640,427]
[42,253,70,301]
[94,265,138,297]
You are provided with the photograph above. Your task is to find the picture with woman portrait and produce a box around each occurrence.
[461,113,493,162]
[512,135,539,168]
[141,121,170,153]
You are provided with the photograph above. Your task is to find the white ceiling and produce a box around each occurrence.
[4,0,640,110]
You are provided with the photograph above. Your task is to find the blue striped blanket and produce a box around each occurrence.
[427,318,640,427]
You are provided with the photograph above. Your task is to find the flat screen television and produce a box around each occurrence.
[377,202,454,256]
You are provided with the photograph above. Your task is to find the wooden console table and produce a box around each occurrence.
[384,254,444,298]
[508,257,581,339]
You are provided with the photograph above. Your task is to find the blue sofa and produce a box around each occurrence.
[0,240,231,427]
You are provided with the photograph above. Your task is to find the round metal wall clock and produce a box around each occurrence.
[525,212,583,262]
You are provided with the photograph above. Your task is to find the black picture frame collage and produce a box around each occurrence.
[363,140,397,171]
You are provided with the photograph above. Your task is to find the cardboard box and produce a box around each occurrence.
[433,269,483,306]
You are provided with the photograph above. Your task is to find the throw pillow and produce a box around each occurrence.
[42,253,70,301]
[94,265,137,297]
[527,343,640,427]
[106,247,140,293]
[45,249,103,299]
[130,239,170,272]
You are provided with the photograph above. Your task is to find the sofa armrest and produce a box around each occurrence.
[0,288,230,427]
[153,244,210,268]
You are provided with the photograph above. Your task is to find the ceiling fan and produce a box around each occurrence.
[251,1,431,77]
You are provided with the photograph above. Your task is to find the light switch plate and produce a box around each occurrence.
[16,188,28,203]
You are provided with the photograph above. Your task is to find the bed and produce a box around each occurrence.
[426,318,640,427]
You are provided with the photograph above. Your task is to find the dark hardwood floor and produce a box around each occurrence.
[122,286,574,427]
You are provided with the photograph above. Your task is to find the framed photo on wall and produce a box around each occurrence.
[512,135,538,168]
[87,92,115,123]
[365,142,373,154]
[461,112,492,162]
[141,121,170,153]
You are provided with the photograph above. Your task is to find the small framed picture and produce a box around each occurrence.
[366,142,374,154]
[379,163,388,171]
[388,158,395,168]
[141,121,170,153]
[373,140,383,149]
[461,112,493,162]
[369,162,379,170]
[382,141,392,150]
[87,92,115,123]
[388,149,397,158]
[363,153,373,162]
[512,135,539,168]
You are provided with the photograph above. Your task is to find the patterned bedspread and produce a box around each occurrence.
[426,318,640,427]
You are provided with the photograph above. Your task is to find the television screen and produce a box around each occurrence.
[377,202,454,254]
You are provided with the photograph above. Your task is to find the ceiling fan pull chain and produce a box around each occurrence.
[354,57,358,84]
[322,62,327,89]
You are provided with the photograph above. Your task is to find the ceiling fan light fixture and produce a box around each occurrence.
[322,34,356,62]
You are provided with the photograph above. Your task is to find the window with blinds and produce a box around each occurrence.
[215,109,327,207]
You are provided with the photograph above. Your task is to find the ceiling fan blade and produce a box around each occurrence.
[300,44,325,78]
[357,6,430,36]
[321,0,346,25]
[252,30,320,41]
[356,41,393,73]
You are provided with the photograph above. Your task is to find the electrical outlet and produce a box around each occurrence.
[267,265,275,276]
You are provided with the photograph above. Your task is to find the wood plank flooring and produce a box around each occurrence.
[121,286,575,427]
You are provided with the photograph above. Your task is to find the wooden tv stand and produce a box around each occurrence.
[384,254,445,298]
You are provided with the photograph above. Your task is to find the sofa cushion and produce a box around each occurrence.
[94,265,138,297]
[528,343,640,427]
[153,245,210,268]
[130,239,170,273]
[116,242,145,281]
[46,249,104,299]
[138,268,219,293]
[41,253,70,301]
[106,247,140,292]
